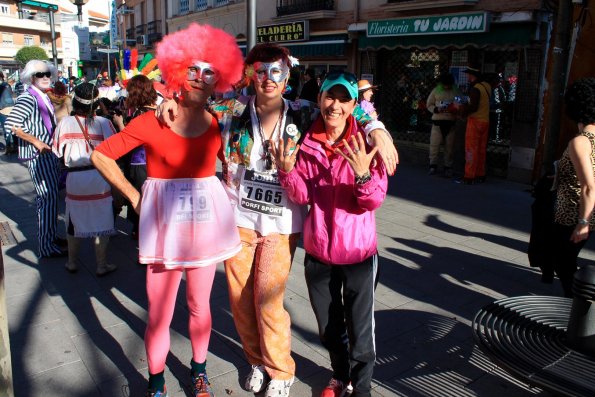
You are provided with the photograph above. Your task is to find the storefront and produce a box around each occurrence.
[353,11,547,180]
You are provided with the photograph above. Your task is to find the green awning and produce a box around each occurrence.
[359,23,536,50]
[285,34,346,57]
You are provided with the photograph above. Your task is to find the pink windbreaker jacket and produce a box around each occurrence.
[277,115,388,265]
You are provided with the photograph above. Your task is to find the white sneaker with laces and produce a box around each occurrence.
[264,377,295,397]
[245,364,268,393]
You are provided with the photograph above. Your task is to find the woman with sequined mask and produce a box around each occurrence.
[157,43,398,397]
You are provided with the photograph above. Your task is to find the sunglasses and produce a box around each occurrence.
[34,71,52,79]
[325,71,358,85]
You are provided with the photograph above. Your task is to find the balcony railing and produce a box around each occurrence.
[277,0,333,16]
[135,24,145,36]
[147,20,161,34]
[215,0,230,5]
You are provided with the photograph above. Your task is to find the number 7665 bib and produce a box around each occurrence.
[239,169,287,217]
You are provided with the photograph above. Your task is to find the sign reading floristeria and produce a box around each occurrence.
[367,12,489,37]
[257,21,309,43]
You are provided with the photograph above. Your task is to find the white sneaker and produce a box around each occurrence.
[244,364,268,393]
[264,377,295,397]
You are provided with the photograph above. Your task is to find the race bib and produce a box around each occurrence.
[239,169,287,217]
[174,182,212,224]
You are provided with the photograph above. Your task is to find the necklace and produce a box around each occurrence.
[254,100,284,170]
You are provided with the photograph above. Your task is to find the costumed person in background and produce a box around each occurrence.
[47,81,73,125]
[6,60,67,258]
[426,73,459,178]
[123,74,158,239]
[276,72,388,397]
[157,42,397,397]
[457,66,491,185]
[52,83,118,276]
[551,77,595,297]
[357,79,379,119]
[91,23,243,397]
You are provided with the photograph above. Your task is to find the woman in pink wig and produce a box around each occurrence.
[91,24,243,397]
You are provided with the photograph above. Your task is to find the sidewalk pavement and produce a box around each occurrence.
[2,152,593,397]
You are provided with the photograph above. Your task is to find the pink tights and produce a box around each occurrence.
[145,264,217,374]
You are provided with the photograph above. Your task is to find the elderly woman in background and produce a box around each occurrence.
[52,83,118,276]
[6,60,66,258]
[552,77,595,297]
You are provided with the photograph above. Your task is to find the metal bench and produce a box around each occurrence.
[472,295,595,397]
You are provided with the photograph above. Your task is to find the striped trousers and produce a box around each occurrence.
[27,153,61,257]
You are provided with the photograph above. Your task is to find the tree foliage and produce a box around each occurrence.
[15,46,49,65]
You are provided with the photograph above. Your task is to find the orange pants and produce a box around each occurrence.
[224,227,299,380]
[464,117,490,180]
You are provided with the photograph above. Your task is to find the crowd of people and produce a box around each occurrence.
[1,20,593,397]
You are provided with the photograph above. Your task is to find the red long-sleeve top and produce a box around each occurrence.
[95,112,223,179]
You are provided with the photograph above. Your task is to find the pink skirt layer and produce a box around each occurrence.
[139,176,241,269]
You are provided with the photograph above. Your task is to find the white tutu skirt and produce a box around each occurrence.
[139,176,241,269]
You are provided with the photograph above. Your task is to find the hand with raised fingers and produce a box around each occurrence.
[154,99,178,127]
[271,137,300,173]
[335,132,379,178]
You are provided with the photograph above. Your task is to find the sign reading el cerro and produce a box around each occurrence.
[257,21,309,43]
[367,12,489,37]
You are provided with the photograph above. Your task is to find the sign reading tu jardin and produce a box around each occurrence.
[367,12,489,37]
[257,21,309,43]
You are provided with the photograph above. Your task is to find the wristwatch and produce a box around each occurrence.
[578,218,589,225]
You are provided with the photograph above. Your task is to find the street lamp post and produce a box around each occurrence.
[71,0,89,24]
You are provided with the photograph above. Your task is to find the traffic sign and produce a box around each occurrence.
[22,0,58,11]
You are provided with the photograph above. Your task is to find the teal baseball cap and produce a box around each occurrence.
[321,71,358,100]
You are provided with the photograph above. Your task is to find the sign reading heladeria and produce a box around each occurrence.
[257,21,309,43]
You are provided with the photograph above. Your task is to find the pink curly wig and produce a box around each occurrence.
[156,23,244,93]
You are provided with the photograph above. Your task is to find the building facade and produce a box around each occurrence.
[114,0,571,183]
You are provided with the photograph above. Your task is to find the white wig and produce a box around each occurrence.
[20,60,57,85]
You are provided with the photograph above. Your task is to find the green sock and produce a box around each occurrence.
[148,371,165,392]
[191,359,206,376]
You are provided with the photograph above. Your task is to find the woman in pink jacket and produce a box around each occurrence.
[275,72,388,397]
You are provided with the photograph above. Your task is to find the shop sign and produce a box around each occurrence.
[257,21,309,43]
[367,12,488,37]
